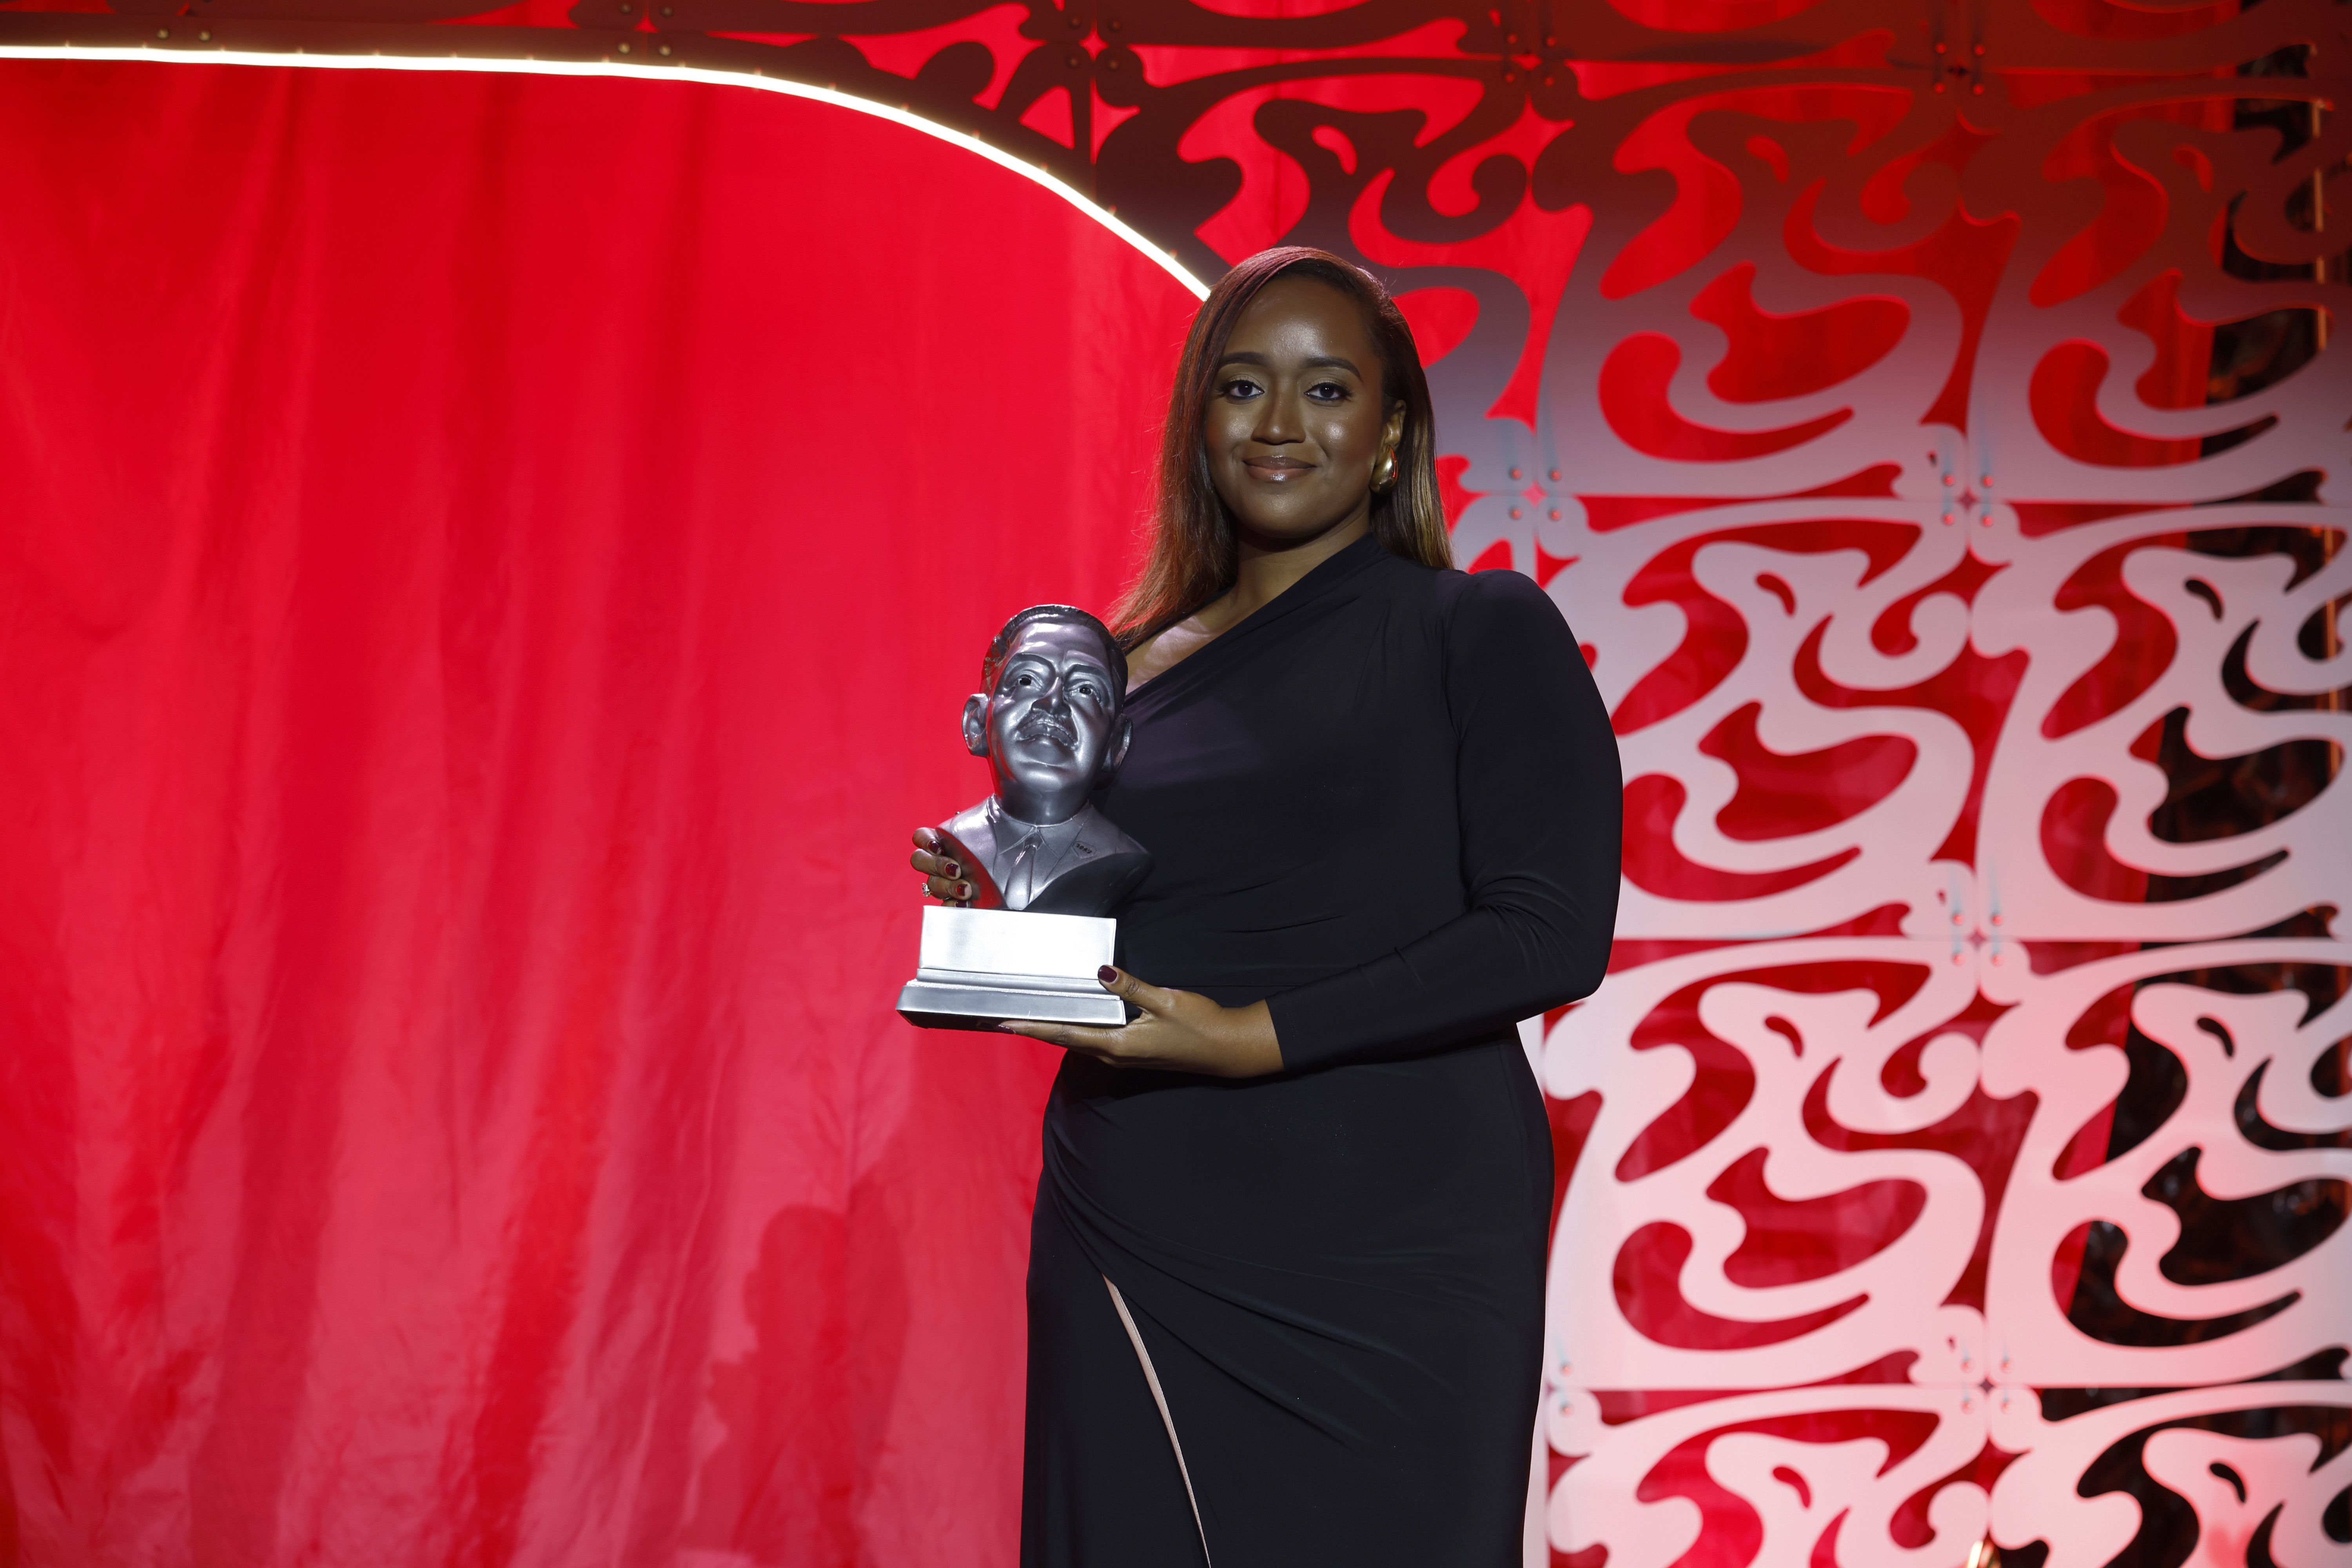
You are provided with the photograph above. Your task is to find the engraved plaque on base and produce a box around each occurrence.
[896,906,1127,1031]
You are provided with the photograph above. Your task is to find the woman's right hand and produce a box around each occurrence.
[911,827,974,905]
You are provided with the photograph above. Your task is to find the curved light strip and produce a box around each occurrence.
[0,44,1211,299]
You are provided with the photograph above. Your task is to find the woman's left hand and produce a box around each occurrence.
[1000,967,1285,1078]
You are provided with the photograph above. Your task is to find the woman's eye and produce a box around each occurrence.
[1221,377,1263,399]
[1307,381,1348,402]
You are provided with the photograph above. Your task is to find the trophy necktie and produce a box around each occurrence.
[1004,833,1038,909]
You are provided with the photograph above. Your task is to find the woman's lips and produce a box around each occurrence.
[1243,457,1312,481]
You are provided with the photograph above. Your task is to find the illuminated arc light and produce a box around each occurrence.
[0,44,1210,301]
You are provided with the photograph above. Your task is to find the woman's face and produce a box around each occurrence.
[1205,277,1405,549]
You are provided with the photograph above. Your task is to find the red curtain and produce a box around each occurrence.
[0,59,1199,1566]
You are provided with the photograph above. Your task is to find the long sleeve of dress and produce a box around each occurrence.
[1266,568,1621,1070]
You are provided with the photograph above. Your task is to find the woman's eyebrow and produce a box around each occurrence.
[1213,351,1362,375]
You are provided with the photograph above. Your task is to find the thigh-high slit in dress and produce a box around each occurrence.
[1020,536,1622,1567]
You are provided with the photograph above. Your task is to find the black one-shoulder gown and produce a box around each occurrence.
[1020,534,1621,1567]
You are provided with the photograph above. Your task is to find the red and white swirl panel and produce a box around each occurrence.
[1429,5,2352,1557]
[1980,942,2352,1391]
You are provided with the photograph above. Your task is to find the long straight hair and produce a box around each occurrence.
[1112,248,1450,643]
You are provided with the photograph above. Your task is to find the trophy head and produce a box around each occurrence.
[962,606,1131,826]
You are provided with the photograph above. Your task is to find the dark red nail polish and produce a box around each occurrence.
[943,862,961,877]
[1098,965,1118,984]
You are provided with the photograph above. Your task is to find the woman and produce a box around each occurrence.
[912,248,1620,1565]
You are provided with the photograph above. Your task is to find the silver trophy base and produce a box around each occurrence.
[896,906,1125,1032]
[896,980,1127,1031]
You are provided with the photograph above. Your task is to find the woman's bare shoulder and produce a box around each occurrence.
[1124,603,1234,691]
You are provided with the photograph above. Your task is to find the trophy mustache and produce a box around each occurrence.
[1012,708,1081,752]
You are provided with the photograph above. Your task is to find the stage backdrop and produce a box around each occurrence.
[0,0,2346,1565]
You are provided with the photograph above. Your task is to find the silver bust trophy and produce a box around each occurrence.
[897,605,1151,1031]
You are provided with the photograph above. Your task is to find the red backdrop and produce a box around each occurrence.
[0,60,1199,1565]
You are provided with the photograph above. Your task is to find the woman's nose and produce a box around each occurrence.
[1255,391,1303,443]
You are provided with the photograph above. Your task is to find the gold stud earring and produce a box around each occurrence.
[1372,450,1398,494]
